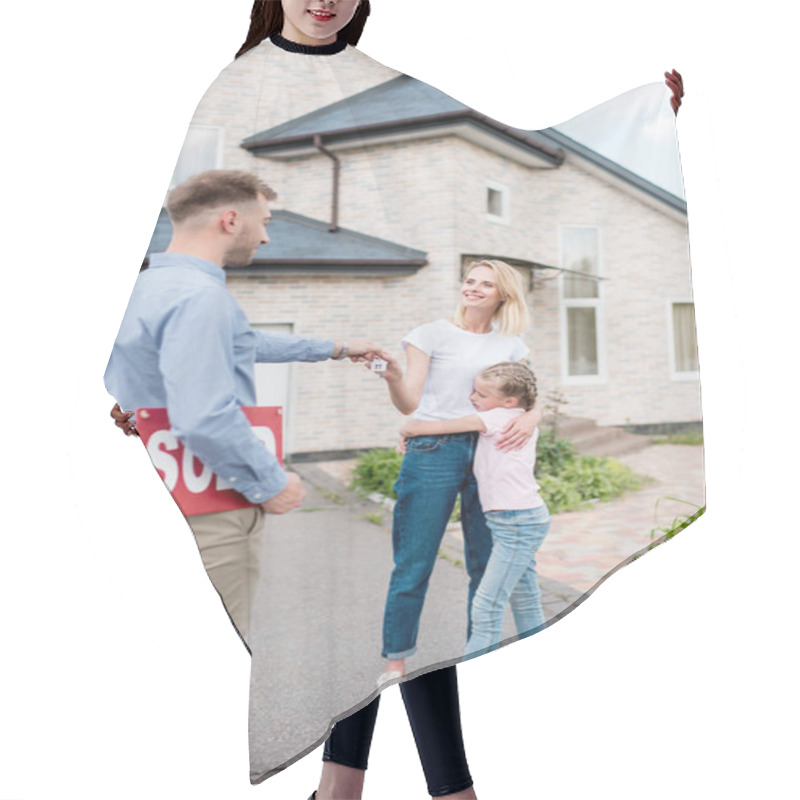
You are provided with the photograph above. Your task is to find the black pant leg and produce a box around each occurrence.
[322,696,381,771]
[400,666,473,797]
[322,667,473,796]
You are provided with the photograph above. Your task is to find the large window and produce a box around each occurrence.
[560,226,604,379]
[669,300,699,378]
[169,126,223,188]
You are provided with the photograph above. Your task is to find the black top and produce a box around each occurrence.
[270,32,348,55]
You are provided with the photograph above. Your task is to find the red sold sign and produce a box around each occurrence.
[135,407,283,516]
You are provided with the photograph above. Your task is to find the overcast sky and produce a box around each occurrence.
[554,81,685,198]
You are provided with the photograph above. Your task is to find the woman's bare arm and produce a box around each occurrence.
[380,345,431,415]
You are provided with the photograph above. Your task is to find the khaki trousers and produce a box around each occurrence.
[186,505,265,646]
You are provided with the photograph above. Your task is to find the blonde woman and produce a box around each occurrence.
[378,260,542,681]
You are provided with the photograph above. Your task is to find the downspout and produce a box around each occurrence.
[313,134,340,232]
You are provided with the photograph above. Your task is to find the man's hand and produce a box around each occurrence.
[261,472,305,514]
[110,402,138,437]
[341,339,382,362]
[665,69,684,116]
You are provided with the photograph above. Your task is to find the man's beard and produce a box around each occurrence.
[225,241,257,269]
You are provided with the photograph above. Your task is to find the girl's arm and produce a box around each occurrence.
[380,344,430,415]
[401,413,486,439]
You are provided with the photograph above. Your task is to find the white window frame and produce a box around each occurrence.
[169,125,224,189]
[666,298,700,381]
[558,225,607,384]
[485,180,511,225]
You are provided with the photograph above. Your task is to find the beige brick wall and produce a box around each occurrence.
[448,138,700,428]
[229,136,467,455]
[179,43,700,452]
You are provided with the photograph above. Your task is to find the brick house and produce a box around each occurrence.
[147,43,699,456]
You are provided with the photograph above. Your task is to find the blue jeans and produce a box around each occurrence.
[382,433,493,659]
[464,505,551,656]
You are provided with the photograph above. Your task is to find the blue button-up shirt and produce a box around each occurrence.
[104,253,334,503]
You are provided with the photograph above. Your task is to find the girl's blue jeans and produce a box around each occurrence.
[382,433,492,659]
[464,504,551,656]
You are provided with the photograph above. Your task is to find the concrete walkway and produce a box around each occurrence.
[536,443,705,594]
[315,442,705,608]
[247,443,704,780]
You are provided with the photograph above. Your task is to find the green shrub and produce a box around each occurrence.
[535,429,575,476]
[536,474,584,512]
[349,448,403,498]
[539,455,643,512]
[350,439,645,516]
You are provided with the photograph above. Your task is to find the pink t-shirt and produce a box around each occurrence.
[473,408,544,512]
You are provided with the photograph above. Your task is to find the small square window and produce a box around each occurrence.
[485,182,510,223]
[487,187,504,217]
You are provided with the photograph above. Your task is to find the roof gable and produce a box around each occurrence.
[242,74,564,168]
[242,74,685,217]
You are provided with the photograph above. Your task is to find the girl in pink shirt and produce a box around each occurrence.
[402,361,551,656]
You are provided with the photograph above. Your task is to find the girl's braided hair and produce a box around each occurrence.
[478,362,538,411]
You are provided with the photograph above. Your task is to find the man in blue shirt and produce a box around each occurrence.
[105,170,380,647]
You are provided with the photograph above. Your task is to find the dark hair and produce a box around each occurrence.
[166,170,277,224]
[235,0,371,59]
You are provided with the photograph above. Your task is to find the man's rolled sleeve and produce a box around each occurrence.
[254,331,334,363]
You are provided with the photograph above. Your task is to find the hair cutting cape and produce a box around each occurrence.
[107,36,702,783]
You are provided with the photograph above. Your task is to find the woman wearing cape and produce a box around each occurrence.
[108,1,688,796]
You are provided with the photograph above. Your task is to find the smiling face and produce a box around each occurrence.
[280,0,362,46]
[224,193,271,268]
[470,376,518,412]
[460,265,504,316]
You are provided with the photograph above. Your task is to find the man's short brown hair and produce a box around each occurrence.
[166,170,277,224]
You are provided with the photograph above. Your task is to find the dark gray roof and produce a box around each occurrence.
[242,74,564,167]
[242,74,684,215]
[536,127,687,214]
[145,209,427,276]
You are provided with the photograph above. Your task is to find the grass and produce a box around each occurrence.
[652,432,704,446]
[632,499,705,560]
[319,488,345,505]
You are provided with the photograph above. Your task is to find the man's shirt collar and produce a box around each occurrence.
[148,252,226,284]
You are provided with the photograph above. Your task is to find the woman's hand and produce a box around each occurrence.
[110,402,138,437]
[665,69,684,116]
[365,350,403,382]
[375,350,403,382]
[496,406,541,451]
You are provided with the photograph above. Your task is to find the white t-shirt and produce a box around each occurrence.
[402,320,530,420]
[473,408,544,512]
